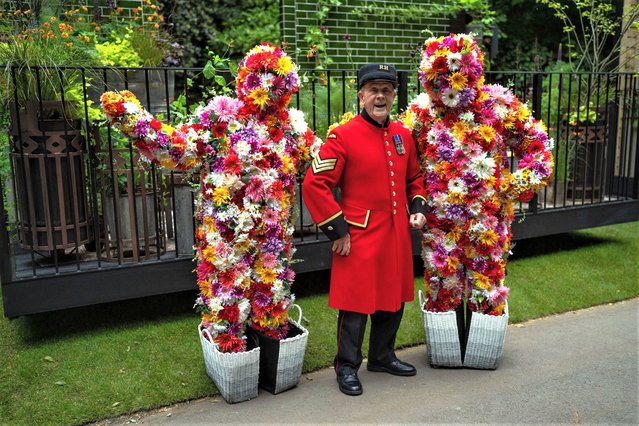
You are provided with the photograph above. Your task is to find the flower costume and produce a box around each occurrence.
[101,44,321,352]
[403,34,554,315]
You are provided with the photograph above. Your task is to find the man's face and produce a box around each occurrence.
[358,81,396,125]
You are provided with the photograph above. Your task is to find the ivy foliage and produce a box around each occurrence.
[159,0,280,66]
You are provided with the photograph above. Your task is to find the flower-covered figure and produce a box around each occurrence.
[403,34,554,315]
[101,44,321,352]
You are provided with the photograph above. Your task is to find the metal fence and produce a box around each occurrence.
[1,66,637,317]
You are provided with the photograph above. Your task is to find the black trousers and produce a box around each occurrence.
[334,303,404,376]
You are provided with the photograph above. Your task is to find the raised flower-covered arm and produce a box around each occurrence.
[101,44,321,353]
[101,90,209,172]
[484,85,554,203]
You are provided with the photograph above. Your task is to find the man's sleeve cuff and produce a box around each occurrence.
[410,195,428,216]
[318,211,349,240]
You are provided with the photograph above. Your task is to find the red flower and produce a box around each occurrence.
[150,118,162,131]
[214,333,246,353]
[223,151,242,175]
[269,127,284,142]
[212,122,228,139]
[218,304,240,323]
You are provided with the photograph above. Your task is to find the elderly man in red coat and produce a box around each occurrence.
[302,63,428,396]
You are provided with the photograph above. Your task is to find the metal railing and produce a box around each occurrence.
[0,66,637,317]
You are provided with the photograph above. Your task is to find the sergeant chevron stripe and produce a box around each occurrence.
[312,154,337,174]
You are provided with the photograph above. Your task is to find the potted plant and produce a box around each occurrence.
[0,9,98,255]
[537,0,639,199]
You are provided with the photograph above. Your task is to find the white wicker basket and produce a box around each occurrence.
[198,326,260,404]
[463,301,509,370]
[254,304,309,394]
[419,290,463,367]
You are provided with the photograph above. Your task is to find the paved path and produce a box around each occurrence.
[102,299,639,425]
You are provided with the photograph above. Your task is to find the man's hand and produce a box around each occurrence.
[332,234,351,256]
[409,212,426,229]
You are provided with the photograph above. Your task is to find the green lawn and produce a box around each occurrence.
[1,221,637,425]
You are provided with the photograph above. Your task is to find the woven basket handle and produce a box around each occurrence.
[200,325,213,342]
[418,289,426,307]
[291,304,303,324]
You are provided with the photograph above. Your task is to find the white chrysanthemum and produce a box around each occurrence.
[227,120,243,132]
[447,52,462,71]
[451,134,464,150]
[271,279,284,301]
[547,137,555,150]
[469,153,496,180]
[236,211,254,233]
[470,221,487,235]
[261,72,275,88]
[238,299,251,324]
[529,172,542,186]
[124,102,141,114]
[234,140,252,161]
[433,193,448,208]
[427,129,438,145]
[448,178,467,194]
[442,88,460,108]
[309,137,322,158]
[459,111,474,123]
[468,202,482,216]
[415,92,432,110]
[288,108,308,134]
[208,298,223,313]
[443,235,457,251]
[494,104,509,119]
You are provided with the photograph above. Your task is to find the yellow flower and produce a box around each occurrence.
[451,120,467,140]
[434,161,449,178]
[477,124,495,142]
[250,87,269,108]
[449,72,468,91]
[478,229,499,246]
[423,65,439,82]
[492,303,505,315]
[212,187,230,206]
[280,155,294,174]
[446,256,459,270]
[517,105,530,121]
[449,226,463,242]
[202,216,216,230]
[202,246,216,263]
[473,272,491,290]
[275,55,294,76]
[258,267,277,284]
[447,191,464,204]
[49,16,56,21]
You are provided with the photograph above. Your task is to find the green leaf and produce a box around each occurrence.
[44,356,55,363]
[214,75,227,87]
[203,62,216,80]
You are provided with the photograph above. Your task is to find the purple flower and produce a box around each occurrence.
[445,204,471,222]
[253,292,271,308]
[134,119,149,137]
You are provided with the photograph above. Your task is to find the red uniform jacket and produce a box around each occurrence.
[302,111,427,314]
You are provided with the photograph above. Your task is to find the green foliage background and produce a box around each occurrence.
[159,0,281,66]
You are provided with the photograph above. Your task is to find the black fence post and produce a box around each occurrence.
[532,72,543,120]
[0,177,14,285]
[397,71,409,113]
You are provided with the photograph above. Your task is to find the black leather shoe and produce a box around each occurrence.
[337,373,363,396]
[367,359,416,376]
